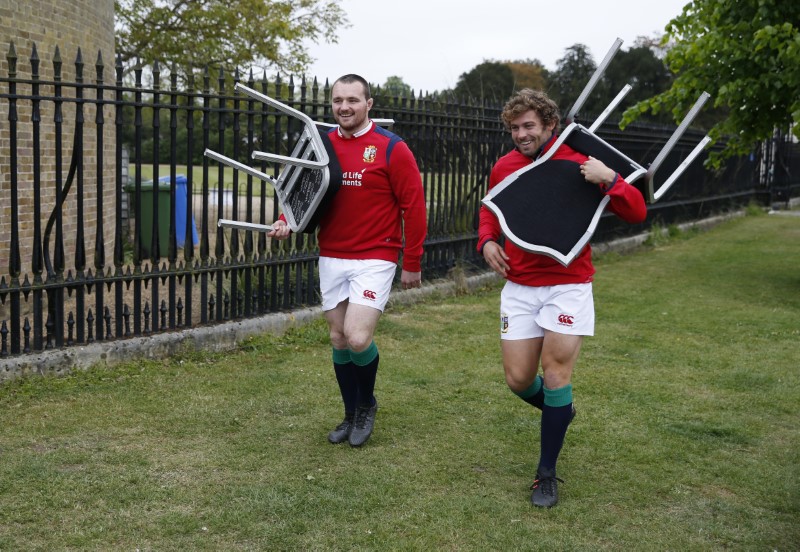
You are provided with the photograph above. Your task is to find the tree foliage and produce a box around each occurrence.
[449,42,674,127]
[506,59,549,91]
[451,59,549,101]
[546,41,673,121]
[114,0,349,76]
[381,76,413,98]
[621,0,800,166]
[453,60,515,101]
[605,45,673,107]
[545,41,675,124]
[548,44,597,114]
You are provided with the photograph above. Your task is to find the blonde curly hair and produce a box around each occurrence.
[501,89,560,131]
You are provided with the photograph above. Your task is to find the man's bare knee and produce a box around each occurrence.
[329,329,347,350]
[347,332,373,353]
[504,366,535,393]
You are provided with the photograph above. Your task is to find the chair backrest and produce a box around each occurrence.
[483,158,610,266]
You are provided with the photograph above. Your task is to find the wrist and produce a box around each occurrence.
[600,170,618,192]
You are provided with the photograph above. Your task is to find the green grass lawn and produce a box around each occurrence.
[0,212,798,550]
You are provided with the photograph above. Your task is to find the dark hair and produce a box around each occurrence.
[501,88,560,131]
[333,74,371,100]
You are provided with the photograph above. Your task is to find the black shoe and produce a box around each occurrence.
[348,399,378,447]
[530,466,563,508]
[327,414,354,444]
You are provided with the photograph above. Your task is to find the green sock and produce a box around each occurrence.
[514,375,544,409]
[350,341,378,367]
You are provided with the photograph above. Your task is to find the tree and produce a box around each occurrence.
[453,61,514,101]
[621,0,800,166]
[603,42,673,123]
[115,0,349,76]
[381,76,413,98]
[548,44,599,117]
[506,59,549,91]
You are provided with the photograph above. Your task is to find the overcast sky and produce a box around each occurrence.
[305,0,690,93]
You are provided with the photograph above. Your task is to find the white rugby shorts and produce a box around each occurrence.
[500,281,595,340]
[319,257,396,312]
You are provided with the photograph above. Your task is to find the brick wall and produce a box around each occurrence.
[0,0,116,281]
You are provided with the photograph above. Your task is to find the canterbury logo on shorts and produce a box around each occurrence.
[363,289,377,301]
[557,313,575,327]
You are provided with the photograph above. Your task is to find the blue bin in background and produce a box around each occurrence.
[163,175,199,249]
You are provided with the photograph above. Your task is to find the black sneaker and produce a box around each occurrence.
[530,466,563,508]
[327,414,354,444]
[348,399,378,447]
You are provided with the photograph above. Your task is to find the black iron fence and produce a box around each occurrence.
[1,43,797,359]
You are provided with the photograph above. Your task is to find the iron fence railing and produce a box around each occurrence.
[1,42,795,359]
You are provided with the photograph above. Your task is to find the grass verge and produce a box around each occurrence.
[0,213,798,550]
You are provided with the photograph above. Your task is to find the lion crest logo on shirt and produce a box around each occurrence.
[362,145,377,163]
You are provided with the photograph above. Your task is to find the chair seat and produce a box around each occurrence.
[481,123,643,266]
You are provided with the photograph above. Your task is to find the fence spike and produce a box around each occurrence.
[7,41,17,75]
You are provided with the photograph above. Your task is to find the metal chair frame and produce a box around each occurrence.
[205,82,393,233]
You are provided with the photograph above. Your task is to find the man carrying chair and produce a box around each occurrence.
[478,32,710,507]
[479,88,647,507]
[269,74,427,447]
